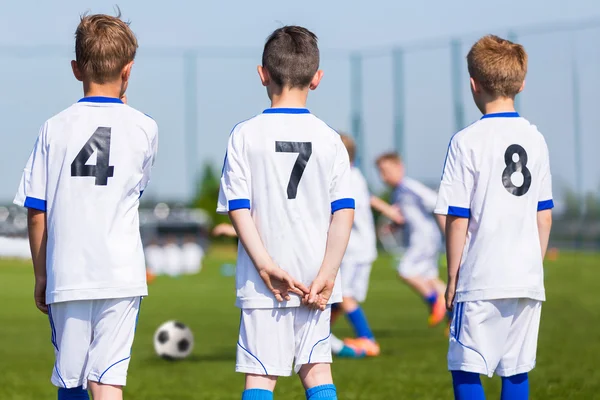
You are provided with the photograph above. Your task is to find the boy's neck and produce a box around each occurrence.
[83,81,123,99]
[480,96,517,116]
[269,86,309,109]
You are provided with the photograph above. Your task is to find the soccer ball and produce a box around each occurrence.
[153,321,194,360]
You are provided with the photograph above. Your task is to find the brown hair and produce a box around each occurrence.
[75,11,138,83]
[467,35,527,97]
[339,133,356,163]
[262,26,319,89]
[376,152,402,165]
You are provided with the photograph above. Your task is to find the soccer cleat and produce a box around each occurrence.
[336,344,366,358]
[344,337,380,357]
[428,296,447,327]
[146,269,156,284]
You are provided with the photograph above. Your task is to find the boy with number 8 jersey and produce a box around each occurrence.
[434,35,553,400]
[14,12,157,400]
[218,26,354,400]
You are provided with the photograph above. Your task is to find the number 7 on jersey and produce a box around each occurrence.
[275,141,312,200]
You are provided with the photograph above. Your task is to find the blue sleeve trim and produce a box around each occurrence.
[228,199,250,211]
[24,196,47,211]
[139,190,144,199]
[447,206,470,218]
[331,198,355,213]
[537,199,554,211]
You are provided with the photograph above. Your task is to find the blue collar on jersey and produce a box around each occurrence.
[480,112,520,119]
[78,96,124,104]
[263,108,310,114]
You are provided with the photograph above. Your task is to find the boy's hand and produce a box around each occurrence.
[305,275,335,311]
[34,279,48,314]
[258,265,308,303]
[445,281,456,311]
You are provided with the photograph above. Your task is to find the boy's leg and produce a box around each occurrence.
[243,375,277,400]
[299,364,337,400]
[496,298,541,399]
[451,370,485,400]
[237,308,295,398]
[500,373,529,400]
[85,297,141,397]
[48,302,92,398]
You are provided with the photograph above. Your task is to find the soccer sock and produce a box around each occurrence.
[424,291,438,310]
[329,334,344,355]
[451,371,485,400]
[306,384,337,400]
[242,389,273,400]
[346,307,374,340]
[58,386,90,400]
[501,373,529,400]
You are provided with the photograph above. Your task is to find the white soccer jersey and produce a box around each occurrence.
[392,177,442,249]
[343,167,377,264]
[217,108,355,309]
[435,112,553,302]
[14,96,158,304]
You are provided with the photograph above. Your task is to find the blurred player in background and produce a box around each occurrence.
[13,11,157,400]
[376,153,449,328]
[435,35,553,400]
[218,26,354,400]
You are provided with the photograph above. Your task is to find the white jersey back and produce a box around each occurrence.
[392,177,442,249]
[217,108,354,309]
[14,97,158,304]
[435,112,553,302]
[343,167,377,264]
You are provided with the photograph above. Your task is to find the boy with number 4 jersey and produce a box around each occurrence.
[435,35,553,400]
[218,26,354,400]
[14,12,157,400]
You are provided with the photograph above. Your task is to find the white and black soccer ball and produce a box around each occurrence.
[153,321,194,360]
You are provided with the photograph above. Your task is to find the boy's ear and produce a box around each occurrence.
[71,60,83,82]
[518,80,525,94]
[470,77,479,94]
[309,70,324,91]
[257,66,270,87]
[121,61,134,82]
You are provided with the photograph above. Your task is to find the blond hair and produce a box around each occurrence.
[75,12,138,83]
[339,133,356,163]
[376,152,402,165]
[467,35,527,97]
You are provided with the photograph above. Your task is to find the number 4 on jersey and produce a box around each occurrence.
[71,127,114,186]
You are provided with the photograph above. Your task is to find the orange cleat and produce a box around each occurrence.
[428,295,447,327]
[344,337,380,357]
[146,269,156,285]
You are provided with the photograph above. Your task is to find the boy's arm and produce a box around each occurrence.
[229,209,308,301]
[307,208,354,309]
[537,210,552,259]
[444,216,468,310]
[370,195,404,224]
[435,214,447,236]
[28,209,48,314]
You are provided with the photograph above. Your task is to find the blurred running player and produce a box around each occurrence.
[376,153,448,327]
[435,35,553,400]
[218,26,354,400]
[13,11,157,400]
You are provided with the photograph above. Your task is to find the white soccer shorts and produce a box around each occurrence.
[397,243,440,279]
[448,298,541,378]
[236,306,332,376]
[340,261,373,303]
[47,297,141,389]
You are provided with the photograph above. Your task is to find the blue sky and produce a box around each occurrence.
[0,0,599,203]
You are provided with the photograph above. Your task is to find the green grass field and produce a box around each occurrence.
[1,247,599,399]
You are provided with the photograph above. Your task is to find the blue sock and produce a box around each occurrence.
[58,387,90,400]
[501,373,529,400]
[242,389,273,400]
[425,292,438,310]
[451,371,485,400]
[346,307,374,340]
[306,384,337,400]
